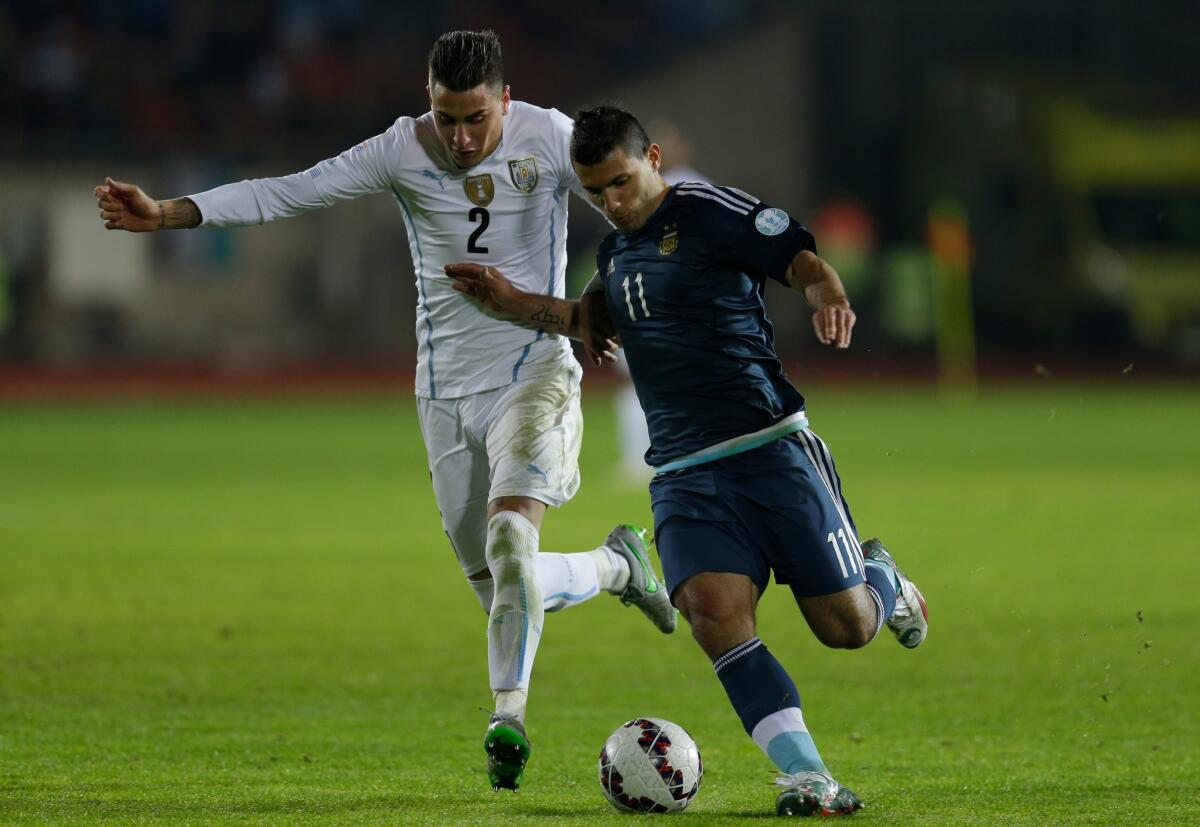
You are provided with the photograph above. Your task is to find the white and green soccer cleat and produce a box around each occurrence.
[774,770,864,817]
[861,537,928,649]
[484,713,531,791]
[606,524,677,634]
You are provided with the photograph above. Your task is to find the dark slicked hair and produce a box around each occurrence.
[428,30,504,92]
[570,105,651,167]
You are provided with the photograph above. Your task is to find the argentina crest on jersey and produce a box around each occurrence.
[464,174,494,207]
[659,223,679,255]
[508,156,539,193]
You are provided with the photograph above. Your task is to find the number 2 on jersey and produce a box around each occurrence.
[468,207,489,253]
[621,273,651,321]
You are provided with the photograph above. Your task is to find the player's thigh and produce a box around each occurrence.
[746,434,867,598]
[417,395,492,577]
[650,468,772,605]
[483,363,583,508]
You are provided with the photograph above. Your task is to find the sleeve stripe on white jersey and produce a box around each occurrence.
[676,186,752,215]
[720,186,760,207]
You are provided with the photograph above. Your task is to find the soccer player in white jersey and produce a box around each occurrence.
[93,30,676,791]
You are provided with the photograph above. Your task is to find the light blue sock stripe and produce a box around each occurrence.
[543,585,599,605]
[517,578,528,684]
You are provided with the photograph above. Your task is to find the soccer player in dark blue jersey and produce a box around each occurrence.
[446,105,928,818]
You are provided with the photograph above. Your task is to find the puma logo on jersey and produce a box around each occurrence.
[422,169,450,190]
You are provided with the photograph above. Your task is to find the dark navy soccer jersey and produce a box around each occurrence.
[595,182,817,469]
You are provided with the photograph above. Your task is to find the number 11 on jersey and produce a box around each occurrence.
[622,273,651,321]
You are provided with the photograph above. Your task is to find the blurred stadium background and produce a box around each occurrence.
[3,3,1200,823]
[2,0,1198,379]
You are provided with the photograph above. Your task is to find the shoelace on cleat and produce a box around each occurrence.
[773,770,837,800]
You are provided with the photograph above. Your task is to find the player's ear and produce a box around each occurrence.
[501,84,511,115]
[647,143,662,173]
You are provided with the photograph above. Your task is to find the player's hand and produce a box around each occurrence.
[578,291,619,367]
[812,302,855,349]
[444,263,523,315]
[95,177,161,232]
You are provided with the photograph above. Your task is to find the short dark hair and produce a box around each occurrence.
[570,105,651,167]
[428,30,504,92]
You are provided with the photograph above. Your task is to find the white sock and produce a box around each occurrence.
[485,512,544,715]
[535,553,601,611]
[589,544,630,594]
[468,552,610,615]
[493,688,528,722]
[468,576,494,613]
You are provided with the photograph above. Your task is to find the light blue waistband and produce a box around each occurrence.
[653,411,809,474]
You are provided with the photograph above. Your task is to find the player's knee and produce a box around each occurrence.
[680,598,755,656]
[689,614,751,655]
[812,613,875,650]
[485,511,537,571]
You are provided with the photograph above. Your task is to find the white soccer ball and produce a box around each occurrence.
[598,717,703,813]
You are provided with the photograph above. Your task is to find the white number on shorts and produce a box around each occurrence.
[826,529,859,579]
[621,273,651,321]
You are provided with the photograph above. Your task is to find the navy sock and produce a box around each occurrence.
[863,560,898,638]
[713,637,825,773]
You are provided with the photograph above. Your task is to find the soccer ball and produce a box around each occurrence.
[598,717,703,813]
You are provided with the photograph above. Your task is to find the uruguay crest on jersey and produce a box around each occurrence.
[508,157,539,193]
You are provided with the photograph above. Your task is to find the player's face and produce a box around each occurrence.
[428,80,510,168]
[576,145,666,232]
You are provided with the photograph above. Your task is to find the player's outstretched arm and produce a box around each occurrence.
[444,263,618,365]
[785,250,856,349]
[95,178,200,232]
[577,289,620,367]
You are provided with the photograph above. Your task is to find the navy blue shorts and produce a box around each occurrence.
[650,429,866,601]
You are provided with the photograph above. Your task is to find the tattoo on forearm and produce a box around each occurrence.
[531,303,565,331]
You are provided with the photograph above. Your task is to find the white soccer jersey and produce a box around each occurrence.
[189,101,587,399]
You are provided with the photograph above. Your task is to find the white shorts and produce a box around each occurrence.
[416,361,583,577]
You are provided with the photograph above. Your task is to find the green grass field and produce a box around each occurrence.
[2,384,1198,824]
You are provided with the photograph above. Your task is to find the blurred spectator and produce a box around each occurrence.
[5,1,753,160]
